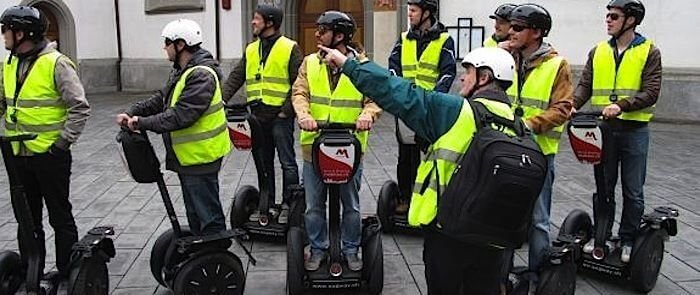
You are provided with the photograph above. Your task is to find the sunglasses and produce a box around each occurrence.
[511,24,531,33]
[164,38,174,46]
[606,13,623,21]
[316,25,330,35]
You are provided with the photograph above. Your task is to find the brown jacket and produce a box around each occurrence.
[292,51,382,162]
[574,37,662,118]
[515,43,574,135]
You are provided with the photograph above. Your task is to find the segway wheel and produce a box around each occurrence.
[377,180,398,233]
[231,185,260,228]
[172,251,245,295]
[0,251,23,294]
[362,222,384,295]
[150,227,193,286]
[286,226,305,295]
[68,257,109,295]
[559,210,593,244]
[629,230,665,293]
[535,260,577,295]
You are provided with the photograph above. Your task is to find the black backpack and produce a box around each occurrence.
[435,100,547,248]
[116,129,161,184]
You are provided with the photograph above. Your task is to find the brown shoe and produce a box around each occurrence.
[395,201,409,214]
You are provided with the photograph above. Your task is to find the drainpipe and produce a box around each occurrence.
[114,0,123,91]
[215,0,221,61]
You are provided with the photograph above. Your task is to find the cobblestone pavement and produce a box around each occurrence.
[1,92,699,294]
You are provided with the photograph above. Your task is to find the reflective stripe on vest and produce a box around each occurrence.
[401,32,450,90]
[591,40,654,122]
[245,36,296,106]
[300,54,369,151]
[3,51,66,155]
[408,98,516,226]
[169,66,231,166]
[483,36,498,48]
[506,56,565,155]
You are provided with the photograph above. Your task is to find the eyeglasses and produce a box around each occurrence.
[316,25,330,35]
[164,38,174,46]
[511,24,531,33]
[606,13,623,21]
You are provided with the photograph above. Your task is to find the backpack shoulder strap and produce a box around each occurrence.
[468,99,527,136]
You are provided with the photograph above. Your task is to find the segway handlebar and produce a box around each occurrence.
[316,122,357,131]
[226,99,262,111]
[0,133,37,142]
[572,111,603,118]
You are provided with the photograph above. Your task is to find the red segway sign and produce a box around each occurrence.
[318,144,355,184]
[568,126,603,164]
[227,120,253,150]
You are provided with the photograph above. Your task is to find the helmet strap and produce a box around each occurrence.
[614,15,635,40]
[413,9,432,32]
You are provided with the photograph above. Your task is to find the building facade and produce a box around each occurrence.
[1,0,698,121]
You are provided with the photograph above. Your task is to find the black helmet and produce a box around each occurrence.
[0,5,46,40]
[407,0,439,14]
[316,11,356,42]
[509,3,552,37]
[607,0,645,25]
[255,4,283,30]
[490,3,517,20]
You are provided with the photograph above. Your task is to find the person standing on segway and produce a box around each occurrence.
[319,43,542,294]
[0,5,90,280]
[292,11,381,273]
[500,3,574,282]
[388,0,456,214]
[116,19,231,237]
[483,3,516,48]
[222,4,301,224]
[573,0,661,263]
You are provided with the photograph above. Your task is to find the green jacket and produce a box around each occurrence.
[341,59,462,143]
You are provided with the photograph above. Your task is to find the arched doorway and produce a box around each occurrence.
[297,0,365,55]
[20,0,76,62]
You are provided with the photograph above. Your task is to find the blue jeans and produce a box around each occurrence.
[528,154,555,272]
[303,161,363,256]
[178,173,227,236]
[594,126,649,246]
[259,117,299,203]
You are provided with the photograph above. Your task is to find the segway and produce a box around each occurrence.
[0,133,115,295]
[227,101,301,239]
[376,180,422,234]
[116,128,255,294]
[551,112,679,293]
[286,123,383,295]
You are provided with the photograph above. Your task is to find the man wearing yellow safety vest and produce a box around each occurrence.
[116,19,230,237]
[573,0,661,263]
[388,0,456,214]
[222,4,301,224]
[320,44,521,294]
[483,3,516,48]
[0,5,90,278]
[292,11,381,272]
[500,3,574,278]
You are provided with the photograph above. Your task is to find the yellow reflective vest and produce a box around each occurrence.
[244,36,296,106]
[483,36,498,48]
[591,39,654,122]
[408,98,516,226]
[506,56,565,155]
[401,32,450,90]
[300,54,369,151]
[169,66,231,166]
[3,51,67,155]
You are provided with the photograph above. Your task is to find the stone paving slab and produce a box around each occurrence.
[0,92,699,294]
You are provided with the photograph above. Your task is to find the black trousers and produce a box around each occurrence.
[423,229,506,295]
[397,142,421,201]
[15,150,78,274]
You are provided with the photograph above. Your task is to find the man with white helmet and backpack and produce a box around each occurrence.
[116,19,231,236]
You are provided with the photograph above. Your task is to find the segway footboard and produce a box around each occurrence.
[67,226,116,295]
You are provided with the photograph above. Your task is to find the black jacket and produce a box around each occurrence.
[127,48,224,175]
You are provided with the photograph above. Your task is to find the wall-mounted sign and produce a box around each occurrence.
[145,0,205,14]
[374,0,396,11]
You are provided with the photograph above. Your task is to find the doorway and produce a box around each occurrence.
[297,0,365,55]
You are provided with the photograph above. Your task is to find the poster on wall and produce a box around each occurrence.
[145,0,205,14]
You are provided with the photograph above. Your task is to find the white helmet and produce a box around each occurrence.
[461,47,515,82]
[161,19,202,47]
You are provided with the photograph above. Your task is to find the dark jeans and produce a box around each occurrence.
[258,117,299,204]
[397,142,421,201]
[15,150,78,275]
[178,173,227,236]
[594,125,649,246]
[423,229,506,295]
